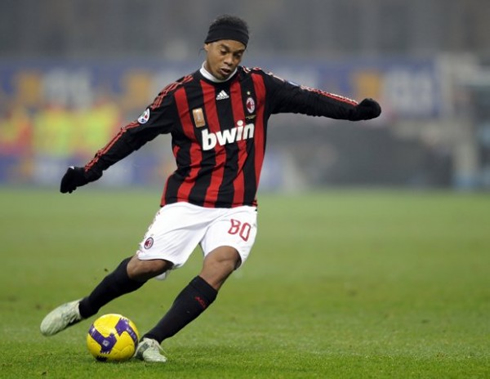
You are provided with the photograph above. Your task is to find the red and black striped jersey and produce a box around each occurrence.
[85,66,363,208]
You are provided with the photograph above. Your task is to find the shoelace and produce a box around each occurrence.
[140,339,166,357]
[63,306,81,324]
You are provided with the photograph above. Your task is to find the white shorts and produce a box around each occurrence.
[136,202,258,274]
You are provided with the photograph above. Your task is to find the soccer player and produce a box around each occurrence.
[40,15,381,362]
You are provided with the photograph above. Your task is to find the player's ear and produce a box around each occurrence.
[204,43,210,52]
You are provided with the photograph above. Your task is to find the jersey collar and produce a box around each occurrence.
[200,62,237,83]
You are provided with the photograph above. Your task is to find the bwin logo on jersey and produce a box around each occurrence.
[202,120,254,151]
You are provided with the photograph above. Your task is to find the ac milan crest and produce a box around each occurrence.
[143,237,154,249]
[246,97,255,114]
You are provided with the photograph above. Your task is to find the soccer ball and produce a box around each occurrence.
[86,314,140,362]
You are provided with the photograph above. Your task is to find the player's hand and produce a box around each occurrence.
[60,166,101,194]
[353,98,382,120]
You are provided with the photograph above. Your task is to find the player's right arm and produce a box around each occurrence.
[60,84,179,194]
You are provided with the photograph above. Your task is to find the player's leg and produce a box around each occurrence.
[78,256,172,318]
[140,246,239,341]
[199,245,241,290]
[40,256,172,337]
[135,246,239,362]
[136,206,257,362]
[40,204,190,337]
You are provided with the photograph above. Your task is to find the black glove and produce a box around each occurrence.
[352,98,382,120]
[60,166,101,194]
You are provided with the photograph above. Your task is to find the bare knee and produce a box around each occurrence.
[199,247,241,290]
[127,255,172,281]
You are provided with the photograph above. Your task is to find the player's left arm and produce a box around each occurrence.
[264,71,381,121]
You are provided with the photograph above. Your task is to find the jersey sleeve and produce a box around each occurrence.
[261,70,361,120]
[84,85,177,177]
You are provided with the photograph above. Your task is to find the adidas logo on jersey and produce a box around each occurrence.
[216,90,229,100]
[202,120,255,151]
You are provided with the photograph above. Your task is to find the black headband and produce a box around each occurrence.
[204,23,249,47]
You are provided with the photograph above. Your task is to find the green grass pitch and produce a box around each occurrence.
[0,188,489,378]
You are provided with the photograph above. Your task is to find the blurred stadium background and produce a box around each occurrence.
[1,0,490,191]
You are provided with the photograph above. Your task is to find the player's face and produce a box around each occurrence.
[204,40,245,80]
